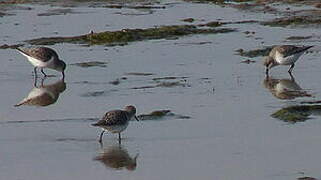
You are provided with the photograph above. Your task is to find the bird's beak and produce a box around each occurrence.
[135,116,139,121]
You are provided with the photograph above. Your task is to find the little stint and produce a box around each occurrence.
[263,45,313,74]
[92,105,139,144]
[17,47,66,78]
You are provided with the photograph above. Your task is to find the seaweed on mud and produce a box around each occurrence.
[25,23,235,46]
[137,110,191,120]
[235,46,273,58]
[271,105,321,123]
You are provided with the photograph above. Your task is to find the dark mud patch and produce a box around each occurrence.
[37,8,79,16]
[272,105,321,123]
[0,117,97,124]
[174,41,212,46]
[286,35,313,41]
[71,61,107,68]
[300,100,321,104]
[72,81,107,85]
[125,72,155,76]
[297,177,318,180]
[297,177,319,180]
[152,76,188,81]
[0,44,22,49]
[235,46,273,58]
[157,81,188,88]
[0,0,32,4]
[80,89,118,97]
[25,23,235,46]
[81,91,105,97]
[181,18,195,23]
[131,80,189,89]
[240,59,256,64]
[105,4,166,9]
[55,137,96,142]
[262,16,321,27]
[137,110,191,120]
[131,85,155,90]
[109,79,121,85]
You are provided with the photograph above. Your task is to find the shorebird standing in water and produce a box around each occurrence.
[92,105,139,144]
[263,45,313,75]
[16,47,66,78]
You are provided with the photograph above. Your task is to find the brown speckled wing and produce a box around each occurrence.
[277,45,312,58]
[94,110,129,126]
[17,47,58,62]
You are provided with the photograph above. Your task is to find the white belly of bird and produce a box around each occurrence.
[101,122,129,134]
[26,55,55,68]
[275,51,304,65]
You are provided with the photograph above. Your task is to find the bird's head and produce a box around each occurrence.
[125,105,139,121]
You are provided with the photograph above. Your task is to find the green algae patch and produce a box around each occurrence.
[71,61,107,68]
[25,23,235,46]
[137,110,191,121]
[235,46,273,58]
[271,105,321,123]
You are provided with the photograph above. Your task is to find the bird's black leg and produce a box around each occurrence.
[265,66,269,76]
[265,68,269,76]
[33,67,38,87]
[41,68,47,77]
[288,64,295,74]
[289,72,295,82]
[34,67,38,78]
[40,77,46,87]
[33,76,37,87]
[118,133,121,145]
[99,130,105,143]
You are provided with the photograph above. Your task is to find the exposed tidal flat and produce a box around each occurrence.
[1,0,321,180]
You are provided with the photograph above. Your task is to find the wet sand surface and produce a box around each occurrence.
[1,1,321,180]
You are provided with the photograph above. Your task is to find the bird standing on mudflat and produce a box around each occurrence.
[16,47,66,78]
[263,45,313,75]
[92,105,139,144]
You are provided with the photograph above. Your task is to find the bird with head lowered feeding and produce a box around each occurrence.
[16,47,66,78]
[263,45,313,75]
[92,105,139,144]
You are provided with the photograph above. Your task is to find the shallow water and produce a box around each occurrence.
[1,1,321,180]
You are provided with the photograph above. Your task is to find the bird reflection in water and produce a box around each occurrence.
[15,77,66,107]
[94,144,138,171]
[263,74,311,100]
